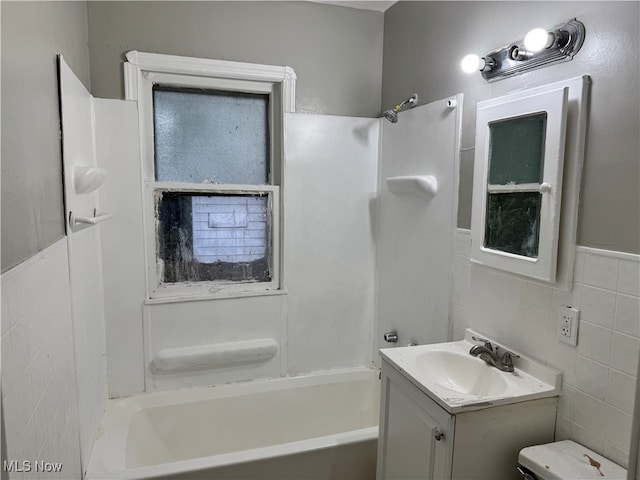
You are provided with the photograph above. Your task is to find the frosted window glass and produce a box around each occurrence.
[153,87,269,184]
[157,193,271,284]
[484,192,541,258]
[488,113,546,185]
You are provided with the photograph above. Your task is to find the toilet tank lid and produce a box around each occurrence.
[519,440,627,480]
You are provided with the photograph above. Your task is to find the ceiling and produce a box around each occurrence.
[310,1,397,12]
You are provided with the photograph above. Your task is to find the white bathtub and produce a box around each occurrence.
[86,368,380,479]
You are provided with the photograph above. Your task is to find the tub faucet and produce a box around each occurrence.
[469,337,520,372]
[383,330,398,343]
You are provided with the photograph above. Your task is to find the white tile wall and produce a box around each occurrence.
[452,229,640,468]
[1,239,82,480]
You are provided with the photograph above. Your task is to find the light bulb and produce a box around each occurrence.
[461,54,480,73]
[524,28,554,52]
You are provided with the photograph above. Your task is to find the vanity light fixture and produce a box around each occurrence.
[460,54,496,74]
[461,18,585,81]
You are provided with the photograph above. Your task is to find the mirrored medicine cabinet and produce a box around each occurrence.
[470,76,590,290]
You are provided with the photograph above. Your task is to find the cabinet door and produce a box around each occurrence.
[377,363,454,480]
[470,85,570,283]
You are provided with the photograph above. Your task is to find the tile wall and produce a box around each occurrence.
[452,229,640,467]
[1,228,637,476]
[1,239,82,479]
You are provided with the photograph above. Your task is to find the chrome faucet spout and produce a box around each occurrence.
[469,343,519,372]
[469,344,496,358]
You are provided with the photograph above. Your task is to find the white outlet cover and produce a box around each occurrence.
[558,306,579,346]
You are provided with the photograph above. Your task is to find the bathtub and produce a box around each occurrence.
[86,367,380,479]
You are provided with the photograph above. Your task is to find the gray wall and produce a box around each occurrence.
[1,1,91,272]
[87,1,384,117]
[1,1,382,273]
[4,2,636,270]
[383,1,640,254]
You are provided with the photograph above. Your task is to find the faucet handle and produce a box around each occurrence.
[500,350,520,370]
[471,336,493,351]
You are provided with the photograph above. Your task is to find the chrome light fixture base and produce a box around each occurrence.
[481,18,585,82]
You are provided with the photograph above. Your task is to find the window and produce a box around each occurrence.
[471,85,569,283]
[156,193,272,284]
[484,113,547,259]
[153,87,270,184]
[124,51,296,300]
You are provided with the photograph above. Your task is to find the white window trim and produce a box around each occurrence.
[124,51,296,112]
[471,85,569,283]
[124,51,295,302]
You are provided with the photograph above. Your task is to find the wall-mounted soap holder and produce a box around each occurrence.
[386,175,438,198]
[151,338,279,373]
[73,166,107,194]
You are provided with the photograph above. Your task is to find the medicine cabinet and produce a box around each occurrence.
[470,77,589,288]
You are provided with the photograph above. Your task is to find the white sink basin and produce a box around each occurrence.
[414,349,509,397]
[380,329,561,413]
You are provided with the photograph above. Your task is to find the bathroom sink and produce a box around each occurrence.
[413,349,509,397]
[380,329,561,413]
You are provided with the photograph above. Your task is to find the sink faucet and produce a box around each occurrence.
[469,336,520,372]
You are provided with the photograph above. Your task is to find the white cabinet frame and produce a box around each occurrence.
[471,76,590,288]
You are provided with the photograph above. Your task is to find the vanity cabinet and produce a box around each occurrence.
[377,361,454,479]
[377,359,557,480]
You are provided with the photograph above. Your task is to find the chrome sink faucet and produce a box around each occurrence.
[469,336,520,372]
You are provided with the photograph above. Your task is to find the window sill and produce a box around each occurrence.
[144,287,288,305]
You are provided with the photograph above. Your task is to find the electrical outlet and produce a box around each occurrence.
[558,306,580,346]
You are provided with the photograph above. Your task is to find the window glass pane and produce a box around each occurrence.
[157,192,271,284]
[153,86,270,184]
[484,192,541,258]
[488,113,546,185]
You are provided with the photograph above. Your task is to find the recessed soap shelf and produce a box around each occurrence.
[386,175,438,198]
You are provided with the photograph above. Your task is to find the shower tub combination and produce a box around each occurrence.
[86,368,379,480]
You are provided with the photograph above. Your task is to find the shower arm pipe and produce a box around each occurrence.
[393,93,418,112]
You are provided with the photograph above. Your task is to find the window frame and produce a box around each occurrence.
[124,51,296,302]
[470,85,569,283]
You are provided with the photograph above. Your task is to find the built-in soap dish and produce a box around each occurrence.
[73,166,107,194]
[151,338,279,373]
[386,175,438,198]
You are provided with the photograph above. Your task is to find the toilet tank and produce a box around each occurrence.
[518,440,627,480]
